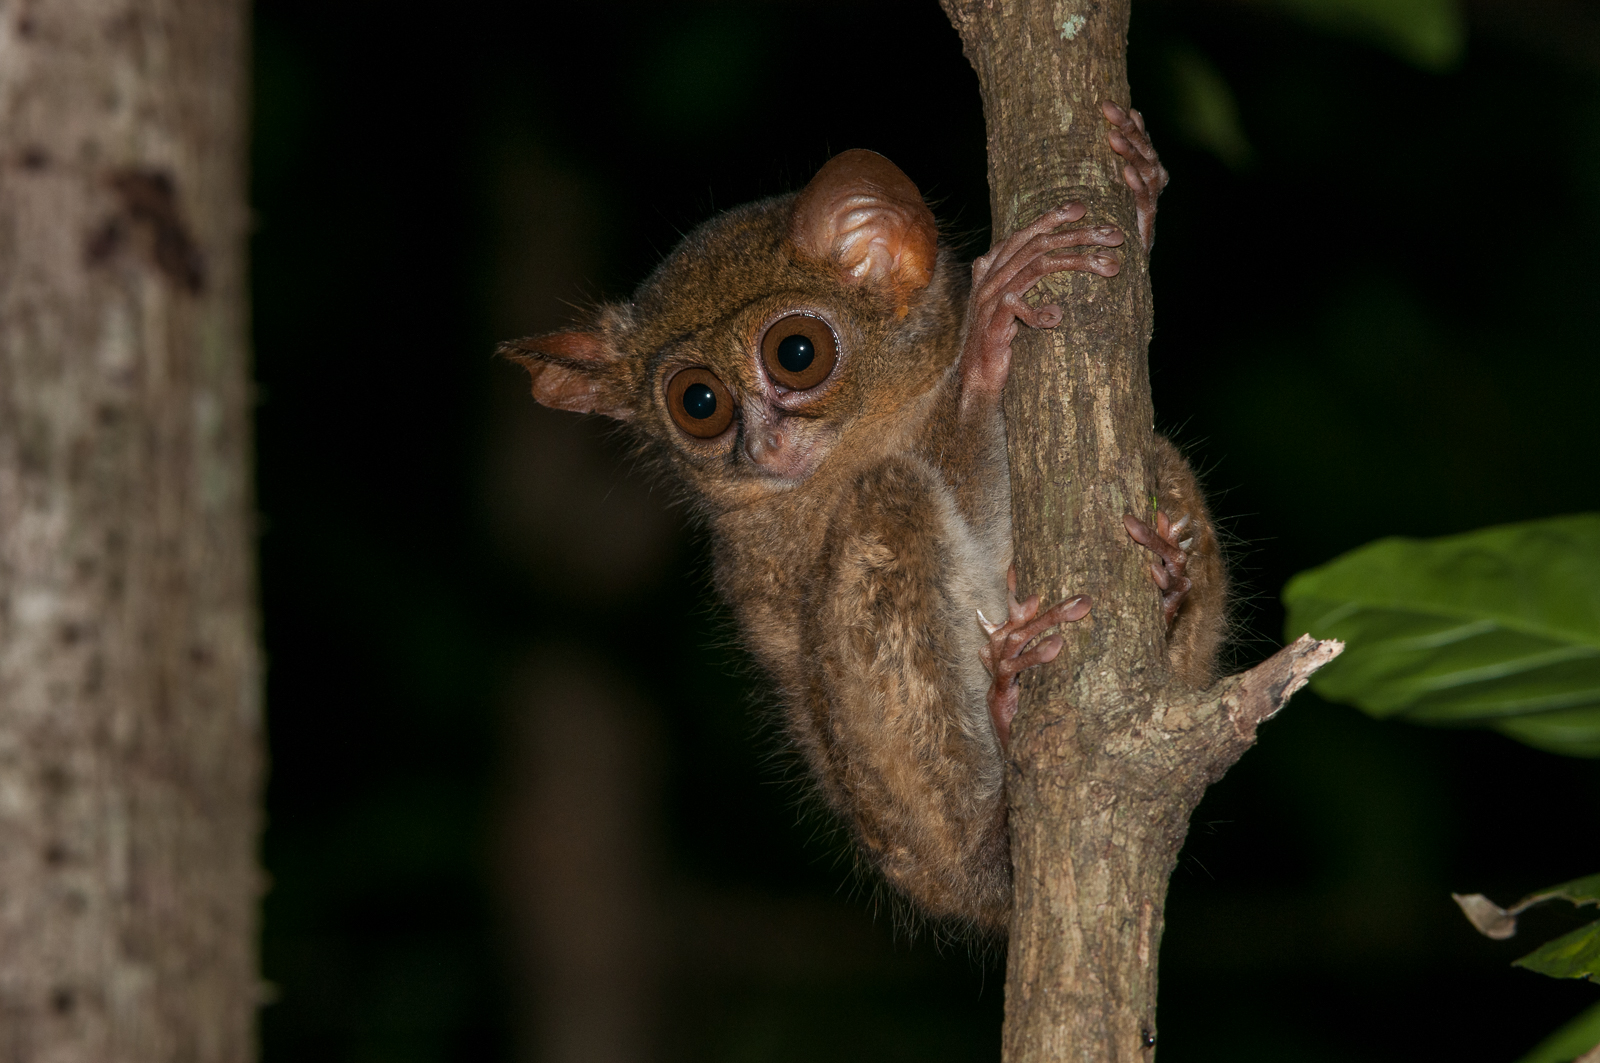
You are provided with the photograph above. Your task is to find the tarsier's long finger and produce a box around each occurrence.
[1108,133,1158,181]
[1104,105,1157,163]
[1102,100,1168,253]
[1123,163,1146,195]
[980,235,1125,308]
[1002,292,1061,331]
[973,203,1087,288]
[973,225,1124,306]
[972,228,1126,302]
[1001,564,1030,623]
[974,218,1117,303]
[1041,595,1093,631]
[1033,251,1120,281]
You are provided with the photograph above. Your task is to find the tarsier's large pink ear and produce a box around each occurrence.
[499,329,635,421]
[788,149,939,312]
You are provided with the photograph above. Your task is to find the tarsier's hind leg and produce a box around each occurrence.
[800,460,1016,930]
[1124,436,1227,686]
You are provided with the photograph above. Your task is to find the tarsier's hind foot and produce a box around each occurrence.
[978,564,1091,750]
[1124,509,1193,623]
[1124,438,1229,687]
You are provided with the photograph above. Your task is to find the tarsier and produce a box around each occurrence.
[505,103,1225,931]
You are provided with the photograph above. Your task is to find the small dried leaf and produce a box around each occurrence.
[1454,892,1519,940]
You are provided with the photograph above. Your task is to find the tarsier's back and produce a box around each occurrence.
[504,117,1225,932]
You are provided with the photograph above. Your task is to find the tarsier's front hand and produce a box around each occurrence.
[957,202,1124,418]
[1103,100,1167,253]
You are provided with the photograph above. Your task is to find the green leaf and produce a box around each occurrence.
[1516,920,1600,983]
[1270,0,1465,71]
[1282,514,1600,757]
[1515,998,1600,1063]
[1529,875,1600,910]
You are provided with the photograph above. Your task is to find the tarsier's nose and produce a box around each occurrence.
[743,423,785,467]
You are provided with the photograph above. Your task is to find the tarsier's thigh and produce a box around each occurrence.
[794,459,1011,926]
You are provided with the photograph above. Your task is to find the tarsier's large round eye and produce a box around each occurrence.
[760,314,838,390]
[666,367,735,438]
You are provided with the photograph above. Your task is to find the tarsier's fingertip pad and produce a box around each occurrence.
[1057,596,1093,623]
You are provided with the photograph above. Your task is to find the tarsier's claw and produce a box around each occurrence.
[1126,510,1194,625]
[981,564,1093,749]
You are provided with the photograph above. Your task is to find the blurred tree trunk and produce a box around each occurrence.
[939,2,1338,1060]
[0,0,261,1058]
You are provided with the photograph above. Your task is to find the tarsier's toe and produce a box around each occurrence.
[981,578,1092,749]
[978,579,1092,678]
[1126,509,1194,624]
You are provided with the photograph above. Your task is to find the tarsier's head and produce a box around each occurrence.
[501,150,965,511]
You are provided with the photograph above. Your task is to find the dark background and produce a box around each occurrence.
[249,1,1600,1060]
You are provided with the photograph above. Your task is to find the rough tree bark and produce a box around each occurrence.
[937,3,1340,1060]
[0,0,261,1059]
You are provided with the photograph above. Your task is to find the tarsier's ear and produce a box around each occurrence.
[788,149,939,312]
[498,326,635,421]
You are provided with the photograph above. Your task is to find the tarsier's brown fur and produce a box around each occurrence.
[505,110,1225,932]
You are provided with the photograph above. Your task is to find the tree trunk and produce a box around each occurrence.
[938,3,1339,1060]
[0,0,261,1058]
